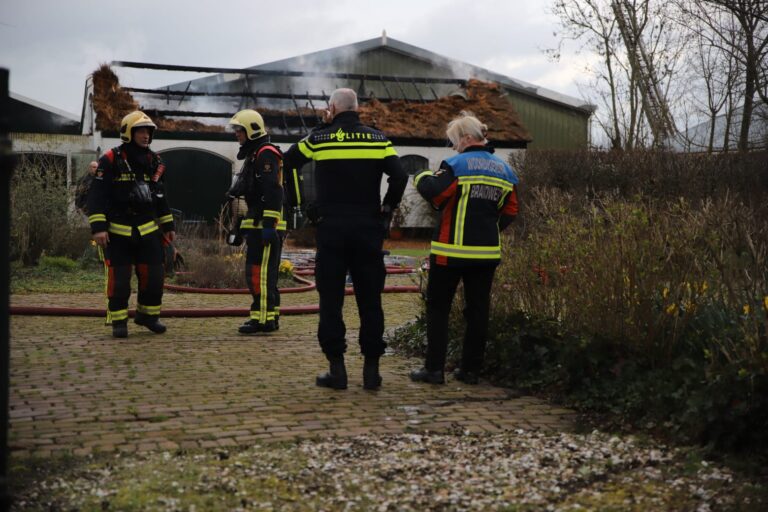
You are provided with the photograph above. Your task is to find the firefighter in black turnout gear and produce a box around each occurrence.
[228,109,285,334]
[284,88,407,390]
[87,111,176,338]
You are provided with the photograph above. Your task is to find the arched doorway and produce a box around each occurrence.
[159,149,232,224]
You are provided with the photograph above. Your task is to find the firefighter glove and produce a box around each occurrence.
[261,227,278,246]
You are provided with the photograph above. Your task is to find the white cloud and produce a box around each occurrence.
[0,0,592,113]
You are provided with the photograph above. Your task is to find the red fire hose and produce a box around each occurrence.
[10,267,421,317]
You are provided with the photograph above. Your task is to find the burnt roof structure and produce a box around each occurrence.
[89,35,594,148]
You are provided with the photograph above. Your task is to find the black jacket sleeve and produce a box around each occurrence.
[86,153,115,234]
[382,154,407,211]
[256,150,284,229]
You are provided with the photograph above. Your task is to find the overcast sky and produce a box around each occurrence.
[0,0,591,116]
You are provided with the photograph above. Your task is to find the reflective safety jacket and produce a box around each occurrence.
[414,146,519,267]
[87,144,175,237]
[234,139,285,232]
[283,111,407,219]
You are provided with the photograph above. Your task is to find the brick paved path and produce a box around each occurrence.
[9,280,576,457]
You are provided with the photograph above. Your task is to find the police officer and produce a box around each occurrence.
[409,112,519,385]
[87,111,176,338]
[227,109,285,334]
[284,88,407,390]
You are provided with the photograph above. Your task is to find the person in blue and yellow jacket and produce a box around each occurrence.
[227,109,285,335]
[410,112,519,385]
[87,111,176,339]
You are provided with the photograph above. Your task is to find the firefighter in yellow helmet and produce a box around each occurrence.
[87,111,176,338]
[226,109,285,334]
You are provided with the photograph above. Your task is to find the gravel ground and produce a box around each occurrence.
[11,429,766,511]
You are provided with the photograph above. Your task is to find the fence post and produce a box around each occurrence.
[0,67,15,510]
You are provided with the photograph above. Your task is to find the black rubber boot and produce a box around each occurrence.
[112,321,128,339]
[453,368,480,385]
[134,313,167,334]
[409,367,445,384]
[260,320,278,333]
[363,356,382,390]
[238,319,262,334]
[316,355,348,390]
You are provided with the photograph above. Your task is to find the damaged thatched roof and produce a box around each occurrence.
[91,66,531,143]
[359,80,531,142]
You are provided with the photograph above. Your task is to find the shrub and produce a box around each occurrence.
[10,156,89,265]
[38,255,78,272]
[389,150,768,454]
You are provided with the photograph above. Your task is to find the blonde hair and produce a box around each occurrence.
[446,111,488,146]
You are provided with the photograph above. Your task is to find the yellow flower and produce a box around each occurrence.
[666,303,677,315]
[279,259,294,276]
[662,287,669,299]
[743,304,750,315]
[763,296,768,311]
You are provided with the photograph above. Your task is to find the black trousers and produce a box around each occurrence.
[315,216,386,357]
[244,230,282,324]
[425,263,497,373]
[104,230,165,324]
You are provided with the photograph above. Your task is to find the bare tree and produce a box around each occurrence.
[679,0,768,152]
[550,0,686,149]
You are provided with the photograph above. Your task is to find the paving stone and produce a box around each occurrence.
[10,284,576,457]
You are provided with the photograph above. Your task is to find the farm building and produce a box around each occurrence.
[80,34,593,226]
[8,92,95,187]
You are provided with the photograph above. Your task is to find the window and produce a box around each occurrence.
[399,154,429,176]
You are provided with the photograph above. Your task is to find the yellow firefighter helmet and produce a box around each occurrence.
[120,111,157,143]
[229,109,267,140]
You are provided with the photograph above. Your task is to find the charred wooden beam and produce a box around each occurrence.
[112,60,467,85]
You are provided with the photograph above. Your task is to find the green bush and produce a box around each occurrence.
[10,156,90,265]
[38,255,78,272]
[389,150,768,455]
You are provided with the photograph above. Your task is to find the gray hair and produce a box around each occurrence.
[329,88,358,112]
[446,111,488,146]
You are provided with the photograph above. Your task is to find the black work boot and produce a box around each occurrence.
[409,367,445,384]
[134,313,167,334]
[316,355,348,390]
[260,320,278,333]
[112,321,128,339]
[453,368,480,385]
[363,356,382,390]
[238,319,262,334]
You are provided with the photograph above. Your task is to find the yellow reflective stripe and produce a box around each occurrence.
[431,241,501,259]
[101,250,111,324]
[137,221,159,236]
[498,190,510,209]
[110,309,129,321]
[454,184,471,246]
[313,148,397,160]
[298,140,314,158]
[157,214,173,225]
[108,223,132,236]
[137,304,161,315]
[89,213,107,223]
[242,218,287,230]
[457,176,515,191]
[291,168,301,205]
[307,140,392,150]
[413,170,432,187]
[249,244,271,323]
[263,210,281,219]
